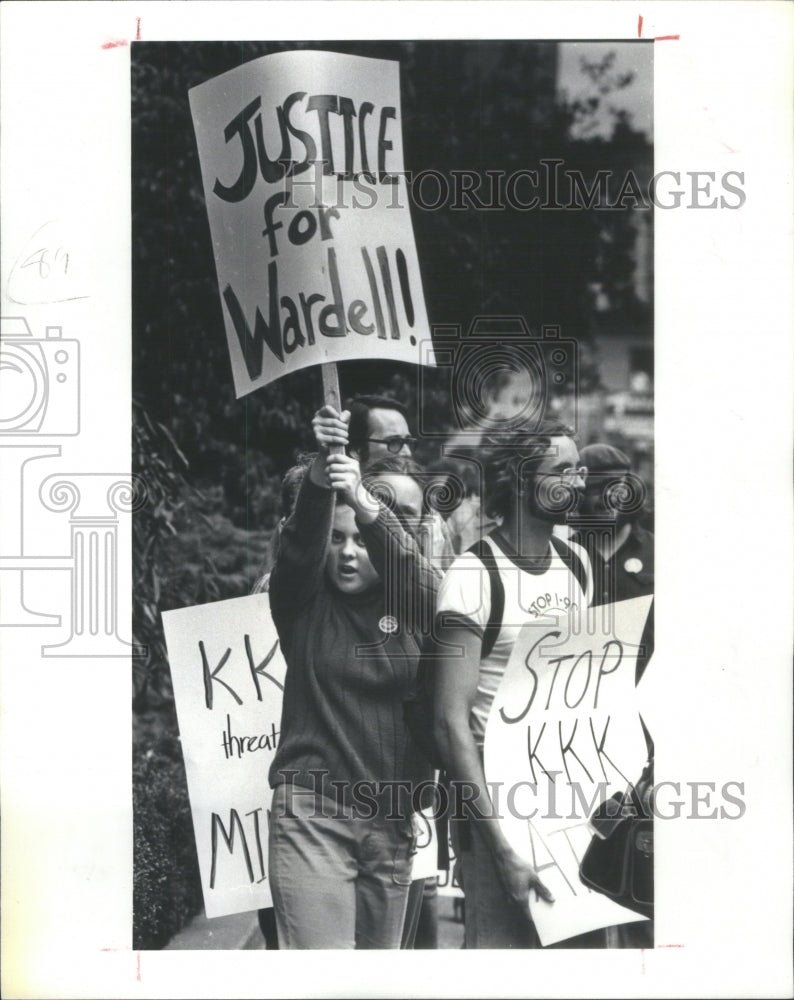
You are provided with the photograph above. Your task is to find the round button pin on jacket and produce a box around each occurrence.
[379,615,399,633]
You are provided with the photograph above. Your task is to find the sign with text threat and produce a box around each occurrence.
[484,596,653,945]
[189,49,433,397]
[163,593,287,918]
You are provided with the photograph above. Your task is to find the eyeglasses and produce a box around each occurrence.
[533,466,589,481]
[367,435,417,454]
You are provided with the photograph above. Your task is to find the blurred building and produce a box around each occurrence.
[555,42,654,492]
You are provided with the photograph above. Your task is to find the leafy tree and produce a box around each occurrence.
[131,39,652,705]
[132,40,651,486]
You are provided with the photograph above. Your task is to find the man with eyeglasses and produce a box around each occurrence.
[432,419,598,949]
[346,395,417,464]
[347,393,453,575]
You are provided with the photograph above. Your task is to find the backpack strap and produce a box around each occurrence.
[550,535,589,598]
[467,538,505,659]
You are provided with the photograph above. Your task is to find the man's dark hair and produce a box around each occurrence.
[483,418,576,520]
[579,443,647,524]
[427,457,482,515]
[345,394,410,462]
[578,443,631,475]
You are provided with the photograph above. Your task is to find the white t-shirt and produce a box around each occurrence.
[436,533,592,747]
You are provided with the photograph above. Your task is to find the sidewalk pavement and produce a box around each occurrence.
[165,895,464,950]
[164,910,264,950]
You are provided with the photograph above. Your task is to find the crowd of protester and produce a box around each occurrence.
[254,392,654,950]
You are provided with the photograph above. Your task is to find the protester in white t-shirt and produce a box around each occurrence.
[433,419,592,949]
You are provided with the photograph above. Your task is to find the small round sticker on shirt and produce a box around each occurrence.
[624,558,643,574]
[379,615,399,634]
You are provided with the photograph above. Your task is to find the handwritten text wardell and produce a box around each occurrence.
[215,91,416,377]
[189,51,433,397]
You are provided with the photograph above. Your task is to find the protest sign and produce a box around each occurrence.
[483,595,653,945]
[435,833,464,900]
[162,593,286,918]
[411,808,464,896]
[189,50,434,398]
[410,806,440,882]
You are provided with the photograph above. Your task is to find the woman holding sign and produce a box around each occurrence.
[267,405,439,949]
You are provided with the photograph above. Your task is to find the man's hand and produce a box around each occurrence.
[312,405,350,454]
[494,847,554,911]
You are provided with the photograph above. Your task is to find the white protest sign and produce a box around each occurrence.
[162,593,286,918]
[412,810,464,896]
[484,595,653,945]
[189,50,434,397]
[411,807,440,882]
[435,831,464,900]
[411,779,462,888]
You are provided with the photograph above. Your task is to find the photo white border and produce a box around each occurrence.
[1,2,791,997]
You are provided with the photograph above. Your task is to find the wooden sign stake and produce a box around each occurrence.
[322,362,345,456]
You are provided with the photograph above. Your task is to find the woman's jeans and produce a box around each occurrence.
[268,783,415,949]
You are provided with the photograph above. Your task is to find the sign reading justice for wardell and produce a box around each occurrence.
[189,50,433,397]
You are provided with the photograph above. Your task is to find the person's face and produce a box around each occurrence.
[368,473,426,539]
[325,504,380,595]
[365,408,412,459]
[523,436,586,525]
[370,473,424,519]
[578,470,627,520]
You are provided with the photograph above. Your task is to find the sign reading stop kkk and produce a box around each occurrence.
[483,596,653,945]
[189,50,433,398]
